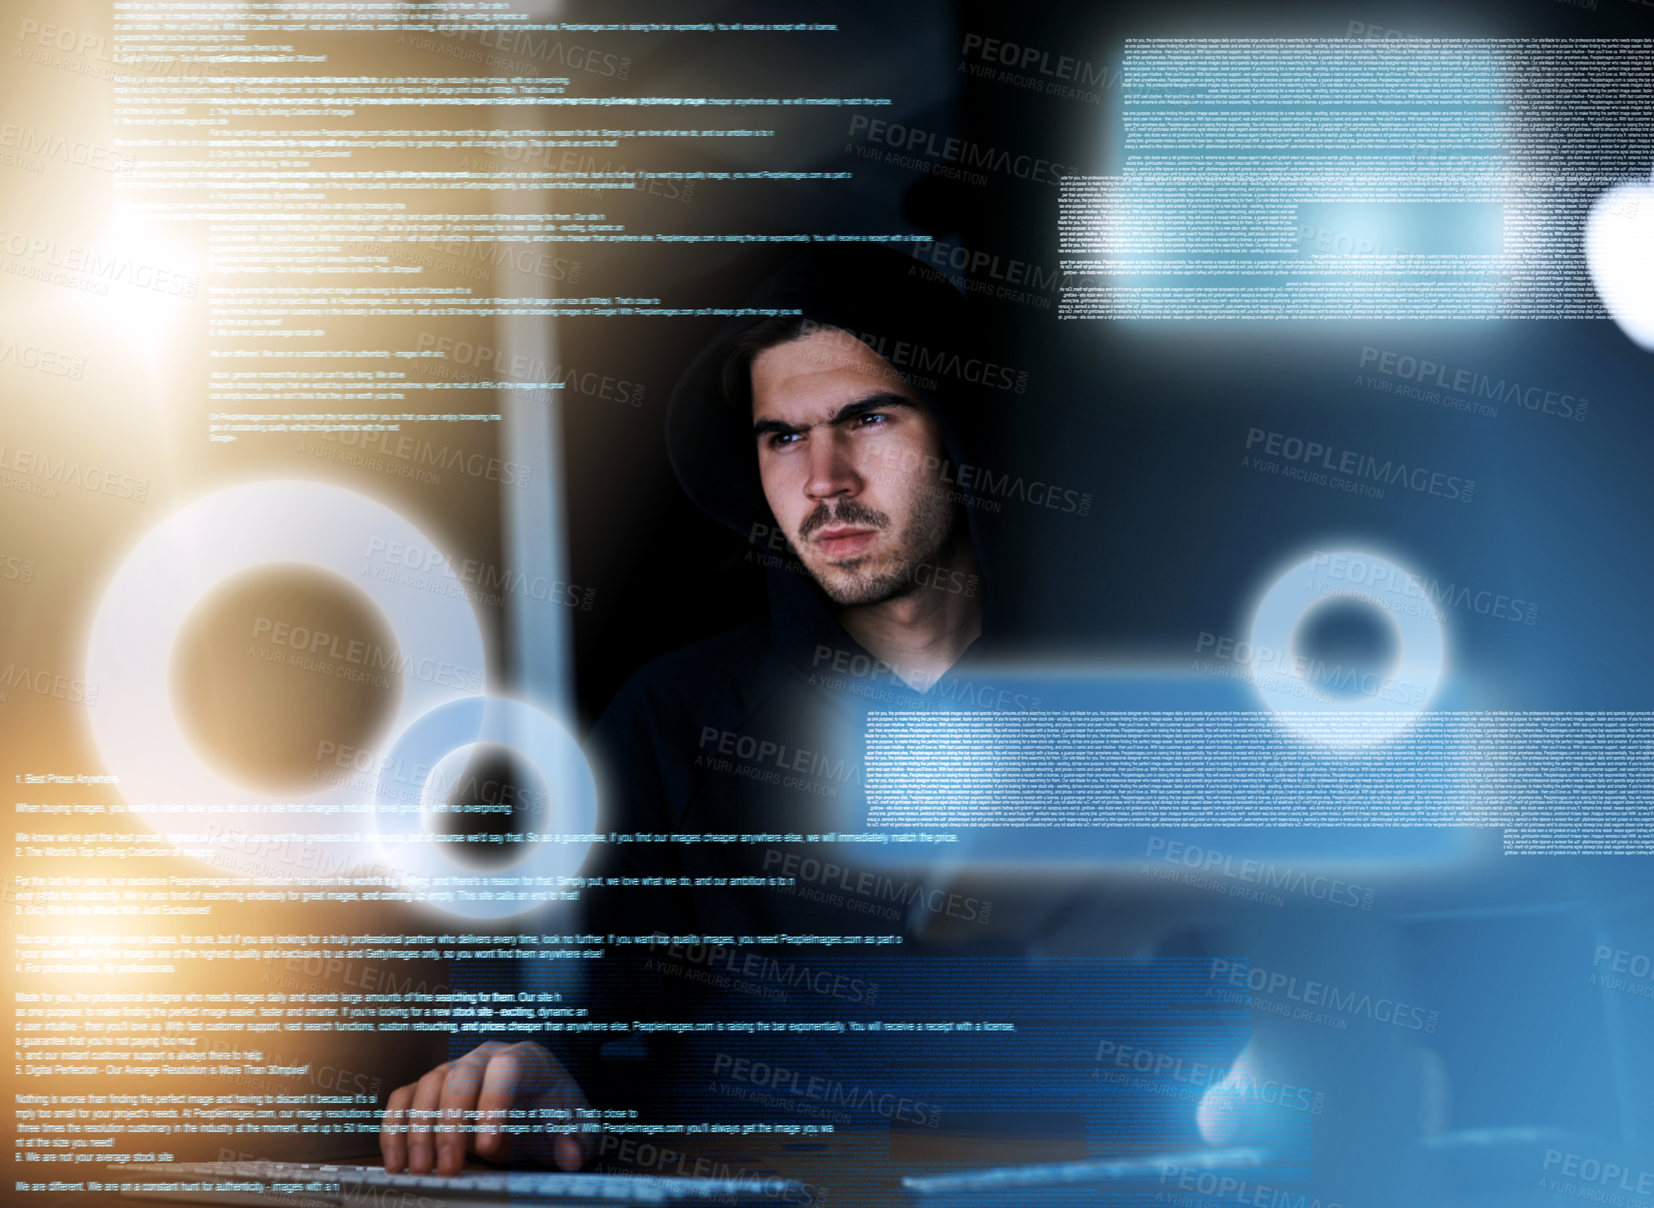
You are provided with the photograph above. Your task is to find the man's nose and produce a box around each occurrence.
[804,432,862,500]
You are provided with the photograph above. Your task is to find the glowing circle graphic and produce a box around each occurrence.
[373,695,598,921]
[1247,550,1445,746]
[84,480,487,874]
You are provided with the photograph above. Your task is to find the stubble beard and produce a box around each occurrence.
[799,484,956,607]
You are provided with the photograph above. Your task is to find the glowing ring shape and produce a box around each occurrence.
[84,480,487,874]
[1247,550,1445,747]
[373,695,597,920]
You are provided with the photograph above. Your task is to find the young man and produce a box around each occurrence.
[380,247,1000,1176]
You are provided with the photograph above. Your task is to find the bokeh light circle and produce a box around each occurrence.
[373,695,598,920]
[84,480,487,875]
[1247,550,1445,747]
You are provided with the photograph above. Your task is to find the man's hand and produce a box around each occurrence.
[379,1041,593,1176]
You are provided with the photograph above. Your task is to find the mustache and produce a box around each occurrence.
[798,500,890,542]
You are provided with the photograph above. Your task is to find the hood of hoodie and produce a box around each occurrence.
[665,244,997,681]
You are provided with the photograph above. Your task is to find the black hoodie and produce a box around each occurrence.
[567,246,1013,1117]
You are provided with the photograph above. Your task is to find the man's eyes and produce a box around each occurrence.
[762,413,889,450]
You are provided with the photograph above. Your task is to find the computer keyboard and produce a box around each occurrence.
[901,1146,1275,1202]
[119,1160,810,1206]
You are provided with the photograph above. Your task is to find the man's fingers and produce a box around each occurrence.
[478,1042,588,1171]
[385,1043,587,1177]
[404,1064,451,1174]
[554,1136,585,1173]
[561,1085,597,1173]
[516,1039,595,1171]
[379,1083,415,1173]
[434,1043,507,1175]
[473,1046,528,1162]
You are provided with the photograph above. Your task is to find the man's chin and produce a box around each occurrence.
[809,560,915,607]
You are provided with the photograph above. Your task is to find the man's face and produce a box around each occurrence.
[751,326,956,607]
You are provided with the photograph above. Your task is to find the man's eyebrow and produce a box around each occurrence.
[828,393,919,425]
[752,392,919,439]
[752,415,803,439]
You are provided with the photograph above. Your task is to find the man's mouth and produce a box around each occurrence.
[812,526,879,558]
